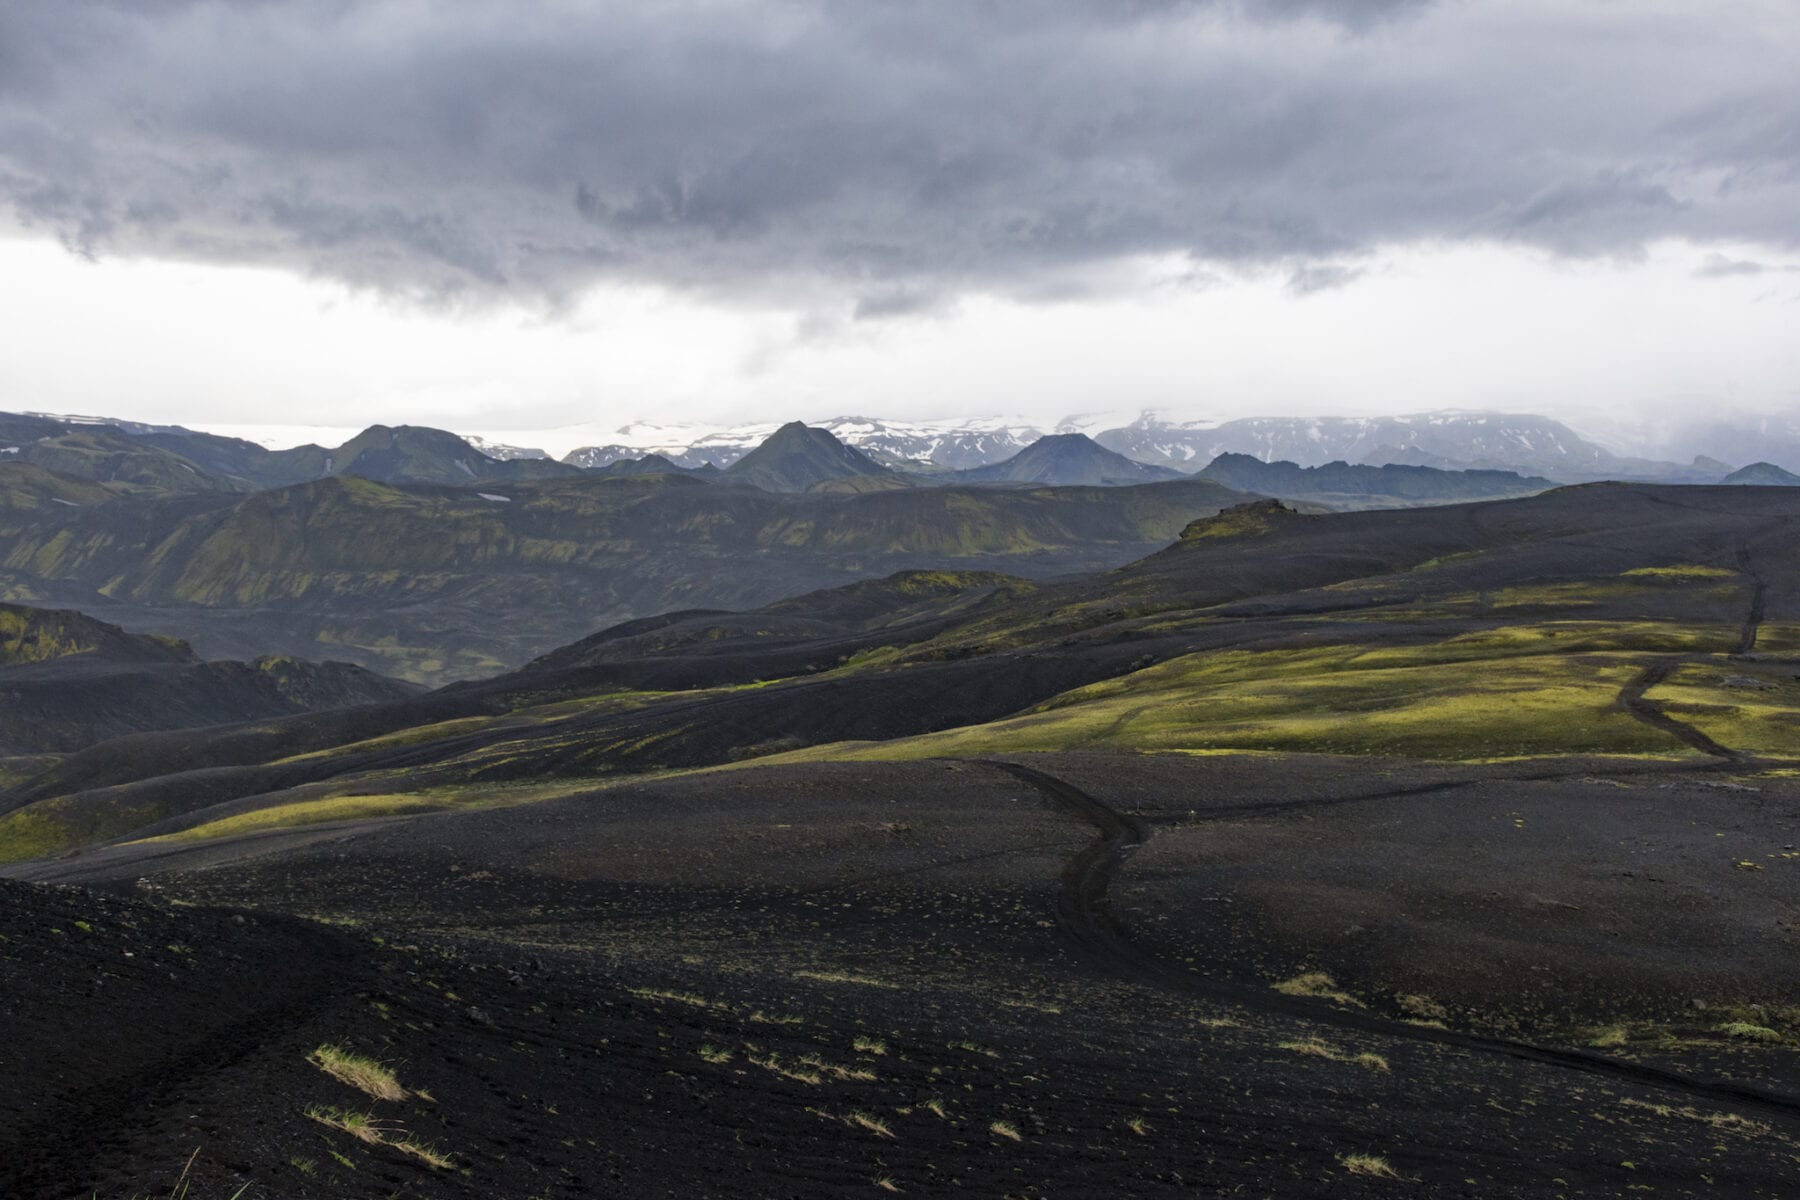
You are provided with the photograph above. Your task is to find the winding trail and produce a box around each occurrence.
[1609,546,1771,760]
[986,759,1800,1127]
[1735,546,1768,657]
[1617,661,1740,760]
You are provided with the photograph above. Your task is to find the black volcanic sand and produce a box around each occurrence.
[7,758,1800,1198]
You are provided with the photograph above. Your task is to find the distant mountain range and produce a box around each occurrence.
[563,416,1043,471]
[1091,412,1729,483]
[1195,454,1556,508]
[16,406,1800,489]
[0,452,1254,681]
[1,416,579,493]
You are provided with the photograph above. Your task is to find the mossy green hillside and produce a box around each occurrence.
[760,624,1739,763]
[1643,664,1800,758]
[140,781,585,843]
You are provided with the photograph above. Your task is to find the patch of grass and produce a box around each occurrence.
[1124,1115,1152,1136]
[388,1138,455,1170]
[303,1106,453,1170]
[801,1053,877,1082]
[794,970,899,989]
[1587,1025,1630,1049]
[763,627,1719,764]
[1620,565,1738,580]
[155,793,450,843]
[1396,994,1448,1022]
[627,987,720,1010]
[307,1044,407,1102]
[304,1105,387,1145]
[1619,1098,1770,1136]
[990,1120,1023,1142]
[1716,1021,1784,1043]
[746,1052,825,1085]
[1273,972,1363,1007]
[1642,664,1800,759]
[1278,1037,1389,1071]
[853,1036,888,1055]
[848,1111,896,1138]
[1339,1153,1405,1180]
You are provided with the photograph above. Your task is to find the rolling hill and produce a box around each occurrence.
[0,603,416,755]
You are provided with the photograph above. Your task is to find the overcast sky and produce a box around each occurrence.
[2,0,1796,451]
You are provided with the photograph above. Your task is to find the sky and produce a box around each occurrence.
[2,1,1797,455]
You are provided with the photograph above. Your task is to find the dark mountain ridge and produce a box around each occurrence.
[1194,453,1556,508]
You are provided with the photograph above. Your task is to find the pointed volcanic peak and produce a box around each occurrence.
[1719,461,1800,486]
[722,421,906,493]
[327,425,578,487]
[951,434,1187,487]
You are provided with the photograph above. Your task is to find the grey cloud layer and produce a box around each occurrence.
[1,0,1795,305]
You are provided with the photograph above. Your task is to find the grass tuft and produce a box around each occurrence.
[990,1120,1023,1142]
[848,1111,896,1138]
[1278,1037,1389,1071]
[304,1104,387,1145]
[307,1044,407,1102]
[1717,1021,1784,1043]
[1339,1153,1405,1180]
[1273,973,1363,1006]
[304,1105,454,1170]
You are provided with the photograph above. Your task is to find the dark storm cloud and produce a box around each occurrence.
[0,1,1794,307]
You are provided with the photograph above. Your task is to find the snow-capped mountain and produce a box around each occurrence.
[36,404,1789,481]
[561,416,1046,471]
[1092,411,1705,482]
[464,437,551,461]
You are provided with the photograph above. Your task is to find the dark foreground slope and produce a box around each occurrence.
[7,756,1800,1199]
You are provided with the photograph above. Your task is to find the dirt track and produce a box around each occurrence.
[993,759,1800,1125]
